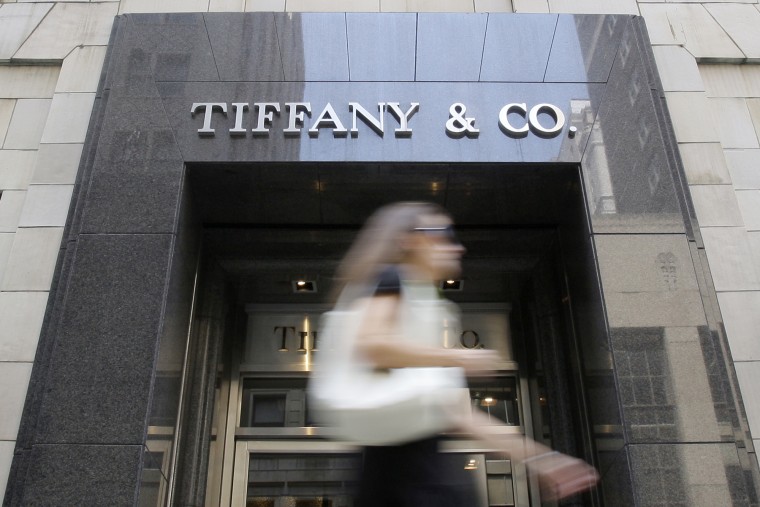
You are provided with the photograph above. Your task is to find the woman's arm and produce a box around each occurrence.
[354,294,599,500]
[352,294,500,371]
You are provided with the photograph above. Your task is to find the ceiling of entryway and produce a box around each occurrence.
[190,163,584,304]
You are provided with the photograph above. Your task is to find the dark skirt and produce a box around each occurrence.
[356,437,480,507]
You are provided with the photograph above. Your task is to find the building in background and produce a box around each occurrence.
[0,1,759,506]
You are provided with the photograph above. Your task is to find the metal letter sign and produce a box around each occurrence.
[498,103,565,138]
[191,101,565,139]
[445,103,480,138]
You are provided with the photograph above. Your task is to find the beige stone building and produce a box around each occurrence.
[1,0,759,505]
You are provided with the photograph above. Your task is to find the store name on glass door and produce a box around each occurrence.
[273,325,486,352]
[190,101,568,139]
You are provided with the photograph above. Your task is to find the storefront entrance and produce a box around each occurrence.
[146,162,607,506]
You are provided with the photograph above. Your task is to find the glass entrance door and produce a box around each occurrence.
[231,441,361,507]
[230,441,530,507]
[206,303,540,506]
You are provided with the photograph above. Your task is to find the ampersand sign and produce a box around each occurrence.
[445,103,480,139]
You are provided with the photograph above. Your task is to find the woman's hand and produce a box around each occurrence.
[449,348,502,374]
[525,452,600,500]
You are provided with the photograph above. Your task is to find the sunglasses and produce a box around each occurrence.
[413,225,461,245]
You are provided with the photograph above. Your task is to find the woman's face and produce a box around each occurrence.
[404,213,466,280]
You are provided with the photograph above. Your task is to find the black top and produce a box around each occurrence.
[374,265,401,296]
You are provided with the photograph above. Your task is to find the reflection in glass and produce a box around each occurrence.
[469,377,520,426]
[240,378,311,428]
[138,447,168,507]
[247,394,287,427]
[247,454,360,507]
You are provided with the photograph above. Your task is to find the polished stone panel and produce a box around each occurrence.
[595,235,737,443]
[346,13,416,81]
[678,143,731,185]
[545,15,628,83]
[0,362,32,440]
[124,13,219,83]
[629,443,751,506]
[78,94,184,234]
[480,14,556,82]
[582,25,684,233]
[416,13,487,81]
[35,234,173,444]
[595,234,699,296]
[204,13,284,81]
[80,159,184,234]
[612,330,735,445]
[604,291,706,329]
[2,99,51,150]
[0,150,36,190]
[276,12,349,81]
[91,98,184,159]
[724,149,760,189]
[0,3,52,62]
[21,444,142,505]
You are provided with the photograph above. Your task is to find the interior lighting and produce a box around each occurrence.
[292,280,317,293]
[482,397,495,406]
[441,279,463,291]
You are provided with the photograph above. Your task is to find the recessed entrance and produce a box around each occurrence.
[146,163,607,507]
